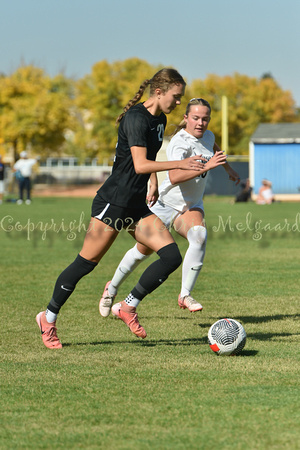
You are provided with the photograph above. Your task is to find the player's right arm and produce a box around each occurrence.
[130,146,205,174]
[169,151,227,185]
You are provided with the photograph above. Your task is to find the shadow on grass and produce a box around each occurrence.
[61,313,299,354]
[193,314,300,325]
[246,331,299,341]
[197,315,300,342]
[63,337,208,347]
[62,338,258,357]
[236,313,300,324]
[174,313,300,327]
[239,350,258,357]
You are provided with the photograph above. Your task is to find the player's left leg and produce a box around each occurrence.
[99,243,152,317]
[173,208,207,312]
[47,218,118,315]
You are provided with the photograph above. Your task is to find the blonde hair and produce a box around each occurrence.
[172,97,211,135]
[116,68,186,125]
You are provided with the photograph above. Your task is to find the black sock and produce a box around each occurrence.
[131,243,182,300]
[47,254,97,314]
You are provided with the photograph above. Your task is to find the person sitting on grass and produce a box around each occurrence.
[256,179,275,205]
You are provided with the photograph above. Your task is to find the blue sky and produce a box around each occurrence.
[1,0,300,105]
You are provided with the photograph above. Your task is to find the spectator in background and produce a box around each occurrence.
[256,179,275,205]
[235,178,252,202]
[0,155,5,204]
[13,151,38,205]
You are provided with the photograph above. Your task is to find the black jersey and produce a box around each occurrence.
[98,103,167,208]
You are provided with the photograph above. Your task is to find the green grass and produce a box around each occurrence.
[1,196,300,449]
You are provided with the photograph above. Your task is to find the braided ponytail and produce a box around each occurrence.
[116,68,186,125]
[115,79,151,125]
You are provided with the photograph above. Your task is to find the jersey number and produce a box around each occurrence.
[157,124,164,142]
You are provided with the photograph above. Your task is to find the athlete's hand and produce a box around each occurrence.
[205,151,227,171]
[147,183,159,207]
[180,155,207,171]
[225,165,240,185]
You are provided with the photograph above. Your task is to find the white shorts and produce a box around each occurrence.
[150,200,181,229]
[150,199,205,229]
[0,181,4,194]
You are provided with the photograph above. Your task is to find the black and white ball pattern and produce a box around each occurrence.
[208,318,246,356]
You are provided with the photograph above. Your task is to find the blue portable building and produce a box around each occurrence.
[249,123,300,196]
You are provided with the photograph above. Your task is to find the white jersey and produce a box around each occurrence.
[261,188,273,201]
[158,128,215,213]
[14,158,37,177]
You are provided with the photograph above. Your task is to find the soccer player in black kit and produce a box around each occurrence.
[36,68,205,348]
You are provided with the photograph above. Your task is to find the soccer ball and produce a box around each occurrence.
[208,318,246,356]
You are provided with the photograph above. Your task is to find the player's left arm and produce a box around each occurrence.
[213,142,240,185]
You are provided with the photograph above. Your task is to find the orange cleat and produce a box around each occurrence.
[111,301,147,339]
[36,311,62,349]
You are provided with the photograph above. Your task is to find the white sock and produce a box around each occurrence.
[124,293,140,308]
[109,244,149,295]
[181,226,207,298]
[45,309,57,323]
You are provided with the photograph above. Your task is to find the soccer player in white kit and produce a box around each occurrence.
[100,98,240,317]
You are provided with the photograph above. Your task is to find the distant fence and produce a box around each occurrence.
[35,165,112,185]
[35,157,112,185]
[4,155,250,197]
[205,160,249,196]
[36,156,250,195]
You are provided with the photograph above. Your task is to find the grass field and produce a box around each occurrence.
[1,196,299,449]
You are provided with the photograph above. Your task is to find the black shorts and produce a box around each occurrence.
[91,194,153,231]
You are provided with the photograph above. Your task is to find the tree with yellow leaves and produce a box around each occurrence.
[0,66,75,161]
[74,58,161,163]
[189,72,297,154]
[0,62,298,163]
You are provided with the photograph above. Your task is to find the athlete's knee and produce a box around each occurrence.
[187,225,207,247]
[157,242,182,272]
[133,243,151,260]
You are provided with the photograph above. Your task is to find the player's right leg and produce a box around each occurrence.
[36,311,62,349]
[99,199,174,317]
[112,214,182,338]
